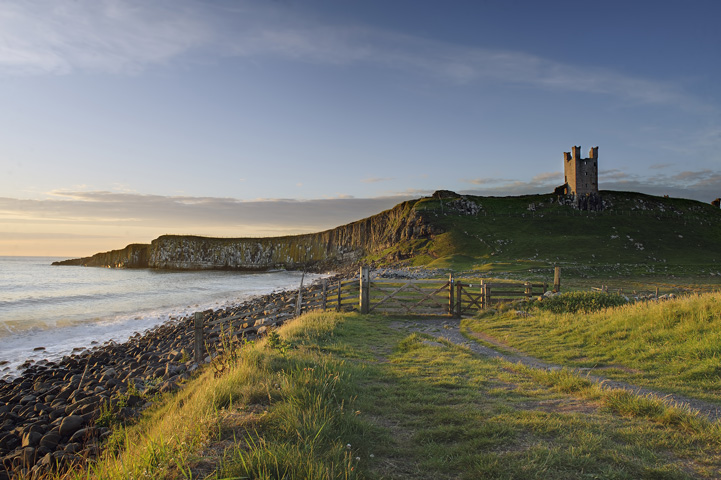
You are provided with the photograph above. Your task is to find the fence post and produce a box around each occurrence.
[321,279,328,310]
[337,280,342,312]
[448,273,454,316]
[295,272,305,317]
[360,266,370,314]
[554,266,561,292]
[483,282,490,309]
[456,282,462,317]
[525,281,532,298]
[194,311,204,364]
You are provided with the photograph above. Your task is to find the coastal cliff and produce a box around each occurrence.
[53,198,440,270]
[54,190,721,274]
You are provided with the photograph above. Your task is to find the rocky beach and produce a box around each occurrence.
[0,274,346,479]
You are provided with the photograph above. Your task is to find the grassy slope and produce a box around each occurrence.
[464,291,721,404]
[368,191,721,278]
[64,306,721,480]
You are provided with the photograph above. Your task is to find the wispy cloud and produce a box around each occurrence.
[361,177,394,183]
[462,172,559,192]
[463,177,513,186]
[670,170,715,182]
[0,0,707,112]
[600,169,721,201]
[599,169,632,181]
[530,172,560,184]
[0,191,412,233]
[458,168,721,203]
[0,0,212,75]
[650,163,672,170]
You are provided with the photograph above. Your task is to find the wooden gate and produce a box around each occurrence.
[455,281,548,316]
[357,267,551,317]
[366,276,453,316]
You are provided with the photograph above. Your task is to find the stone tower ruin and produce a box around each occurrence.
[563,146,598,196]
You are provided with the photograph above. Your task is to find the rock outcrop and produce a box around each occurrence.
[53,199,441,270]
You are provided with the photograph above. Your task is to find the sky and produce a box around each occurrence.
[1,0,720,257]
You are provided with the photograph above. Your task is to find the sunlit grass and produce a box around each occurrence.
[47,308,721,479]
[464,291,721,403]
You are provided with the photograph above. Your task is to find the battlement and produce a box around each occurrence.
[563,145,598,197]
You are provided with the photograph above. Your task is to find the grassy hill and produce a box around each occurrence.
[366,190,721,278]
[62,293,721,479]
[54,190,721,279]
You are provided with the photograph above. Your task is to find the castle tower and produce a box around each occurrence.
[563,145,598,196]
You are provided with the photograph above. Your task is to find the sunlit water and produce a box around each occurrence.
[0,256,319,378]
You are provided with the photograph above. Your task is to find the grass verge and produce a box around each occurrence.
[464,291,721,403]
[54,308,721,479]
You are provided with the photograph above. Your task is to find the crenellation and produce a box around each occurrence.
[563,144,598,197]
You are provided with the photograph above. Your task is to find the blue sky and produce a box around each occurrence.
[1,0,719,256]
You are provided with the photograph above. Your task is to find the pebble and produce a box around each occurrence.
[0,274,344,477]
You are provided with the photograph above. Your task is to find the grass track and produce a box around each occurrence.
[57,307,721,479]
[463,291,721,404]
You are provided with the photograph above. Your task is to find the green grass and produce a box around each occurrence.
[371,190,721,277]
[464,291,721,403]
[533,291,630,314]
[341,317,721,479]
[50,307,721,479]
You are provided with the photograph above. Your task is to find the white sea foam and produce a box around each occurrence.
[0,256,323,379]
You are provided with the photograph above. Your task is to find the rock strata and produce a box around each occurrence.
[52,199,441,270]
[0,275,346,478]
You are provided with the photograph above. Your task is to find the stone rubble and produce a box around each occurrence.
[0,274,347,479]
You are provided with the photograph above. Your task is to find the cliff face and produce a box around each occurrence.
[53,243,150,268]
[53,199,441,270]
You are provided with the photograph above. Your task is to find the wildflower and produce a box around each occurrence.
[346,443,351,449]
[370,454,375,458]
[355,457,360,461]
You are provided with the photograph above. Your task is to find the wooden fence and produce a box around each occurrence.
[453,280,548,316]
[192,275,360,363]
[192,267,556,362]
[359,267,551,317]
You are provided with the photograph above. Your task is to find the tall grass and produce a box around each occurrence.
[46,305,721,479]
[53,311,363,480]
[465,291,721,401]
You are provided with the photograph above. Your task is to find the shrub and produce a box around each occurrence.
[535,291,628,314]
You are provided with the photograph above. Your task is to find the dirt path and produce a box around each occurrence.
[391,317,721,423]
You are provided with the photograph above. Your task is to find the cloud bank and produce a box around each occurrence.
[3,166,718,240]
[0,191,412,233]
[2,168,718,256]
[0,0,705,112]
[459,169,721,202]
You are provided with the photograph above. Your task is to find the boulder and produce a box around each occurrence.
[21,430,42,448]
[58,415,84,437]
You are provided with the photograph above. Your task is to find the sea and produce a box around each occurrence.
[0,256,321,380]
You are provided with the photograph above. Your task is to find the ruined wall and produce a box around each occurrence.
[564,146,598,196]
[53,199,441,270]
